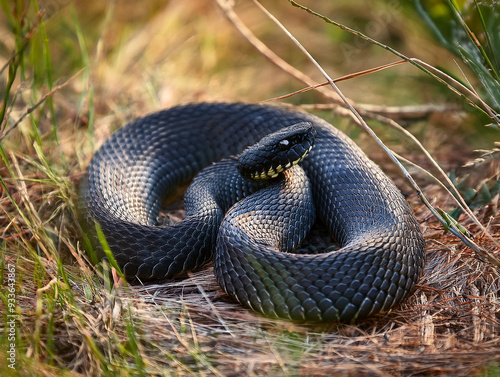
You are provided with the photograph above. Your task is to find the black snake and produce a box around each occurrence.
[79,103,425,322]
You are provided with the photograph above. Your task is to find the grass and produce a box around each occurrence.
[1,0,499,376]
[413,0,500,114]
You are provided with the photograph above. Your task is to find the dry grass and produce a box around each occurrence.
[1,1,499,376]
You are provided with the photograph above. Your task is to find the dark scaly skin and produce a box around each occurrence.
[79,102,425,321]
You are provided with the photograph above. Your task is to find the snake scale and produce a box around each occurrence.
[79,102,425,322]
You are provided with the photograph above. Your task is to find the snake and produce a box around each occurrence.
[79,102,425,322]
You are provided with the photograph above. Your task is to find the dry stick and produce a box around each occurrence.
[301,103,461,120]
[250,0,500,268]
[262,60,406,103]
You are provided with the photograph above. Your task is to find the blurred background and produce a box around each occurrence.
[1,2,499,376]
[2,0,499,159]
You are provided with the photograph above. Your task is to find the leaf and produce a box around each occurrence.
[437,208,473,238]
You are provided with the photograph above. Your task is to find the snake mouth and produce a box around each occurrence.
[238,122,316,181]
[250,144,313,180]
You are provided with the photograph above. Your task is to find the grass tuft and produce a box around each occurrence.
[413,0,500,113]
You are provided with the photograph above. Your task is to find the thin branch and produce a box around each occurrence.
[261,60,406,103]
[289,0,500,125]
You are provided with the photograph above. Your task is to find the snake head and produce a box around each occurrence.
[237,122,316,180]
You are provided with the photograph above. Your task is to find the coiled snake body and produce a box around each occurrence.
[79,103,425,322]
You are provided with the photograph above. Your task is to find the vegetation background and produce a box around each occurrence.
[1,0,499,376]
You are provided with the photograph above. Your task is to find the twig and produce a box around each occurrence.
[288,0,500,125]
[250,0,500,268]
[300,103,461,120]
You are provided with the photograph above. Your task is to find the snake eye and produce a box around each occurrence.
[279,139,290,150]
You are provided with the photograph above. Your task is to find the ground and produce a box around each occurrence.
[1,1,499,376]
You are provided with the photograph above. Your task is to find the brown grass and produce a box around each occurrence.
[1,1,499,376]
